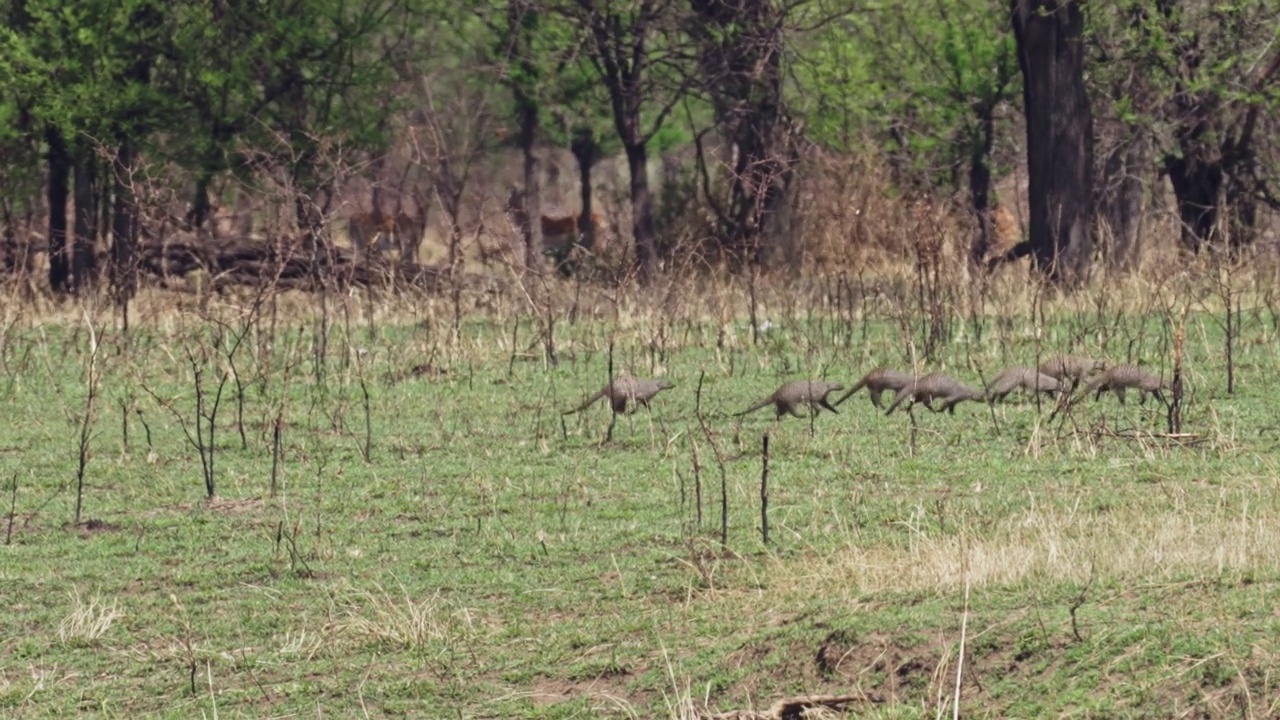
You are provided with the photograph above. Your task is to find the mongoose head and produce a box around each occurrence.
[656,379,675,389]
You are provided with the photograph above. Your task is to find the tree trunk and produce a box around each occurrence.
[73,150,98,291]
[1010,0,1095,284]
[1099,134,1148,270]
[516,96,542,276]
[689,0,795,265]
[112,141,139,304]
[1164,152,1222,253]
[46,125,72,293]
[570,127,601,254]
[625,142,656,283]
[967,105,997,267]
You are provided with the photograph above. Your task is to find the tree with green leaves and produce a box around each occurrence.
[556,0,690,284]
[1143,0,1280,252]
[838,0,1018,266]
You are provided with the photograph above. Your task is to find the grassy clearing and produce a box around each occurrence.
[3,276,1280,719]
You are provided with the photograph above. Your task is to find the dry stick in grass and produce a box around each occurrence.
[748,267,760,347]
[73,307,103,526]
[142,341,231,500]
[605,340,616,443]
[118,397,128,454]
[135,407,154,456]
[693,371,729,546]
[969,356,1000,437]
[507,313,519,380]
[760,433,769,545]
[952,575,972,720]
[270,413,283,497]
[1210,254,1242,395]
[357,358,373,463]
[5,472,16,545]
[1069,562,1095,643]
[1169,316,1185,435]
[908,404,919,458]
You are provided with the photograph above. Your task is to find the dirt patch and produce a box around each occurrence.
[203,496,266,514]
[722,628,974,714]
[525,674,632,707]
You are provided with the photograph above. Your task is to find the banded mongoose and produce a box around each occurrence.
[563,375,674,415]
[1037,355,1106,390]
[1077,364,1170,405]
[832,367,914,409]
[884,373,985,415]
[736,380,844,419]
[986,366,1062,404]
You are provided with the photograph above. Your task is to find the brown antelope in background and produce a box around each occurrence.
[505,185,609,273]
[347,207,425,263]
[540,211,606,245]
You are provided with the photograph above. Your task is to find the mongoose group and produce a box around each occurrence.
[563,354,1174,422]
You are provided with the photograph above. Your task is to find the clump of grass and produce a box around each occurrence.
[57,589,121,646]
[796,489,1280,598]
[333,581,473,652]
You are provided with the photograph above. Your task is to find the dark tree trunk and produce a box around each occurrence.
[46,125,72,293]
[72,150,98,290]
[689,0,797,265]
[968,105,997,266]
[1010,0,1095,284]
[1164,151,1221,253]
[516,96,542,275]
[109,3,157,305]
[570,127,601,254]
[572,0,670,285]
[112,141,139,304]
[1098,134,1148,270]
[624,143,657,280]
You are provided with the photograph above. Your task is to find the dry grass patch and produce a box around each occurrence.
[793,486,1280,596]
[57,589,122,646]
[332,580,485,653]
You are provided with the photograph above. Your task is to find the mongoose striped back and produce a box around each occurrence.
[885,373,985,415]
[1037,355,1106,388]
[987,366,1062,403]
[737,380,844,419]
[833,367,914,409]
[1079,364,1169,405]
[564,375,674,415]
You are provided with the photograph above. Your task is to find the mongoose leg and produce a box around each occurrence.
[884,391,909,416]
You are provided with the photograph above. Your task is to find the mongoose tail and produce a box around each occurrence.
[563,388,608,415]
[831,377,868,408]
[734,397,775,417]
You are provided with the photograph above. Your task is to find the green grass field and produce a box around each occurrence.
[3,292,1280,718]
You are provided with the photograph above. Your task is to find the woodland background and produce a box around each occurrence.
[1,0,1279,299]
